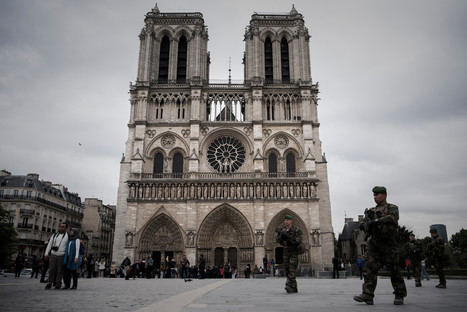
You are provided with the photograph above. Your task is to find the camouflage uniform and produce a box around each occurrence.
[276,225,303,293]
[428,233,446,287]
[406,237,424,286]
[360,202,407,299]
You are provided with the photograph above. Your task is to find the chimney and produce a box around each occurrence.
[27,173,40,180]
[1,170,11,176]
[345,217,354,223]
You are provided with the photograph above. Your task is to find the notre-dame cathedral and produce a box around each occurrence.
[113,4,334,275]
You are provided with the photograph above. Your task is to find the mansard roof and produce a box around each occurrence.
[0,173,82,205]
[338,220,360,240]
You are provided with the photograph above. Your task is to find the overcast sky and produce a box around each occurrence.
[1,0,466,240]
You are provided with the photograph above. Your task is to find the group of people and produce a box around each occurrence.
[43,222,83,290]
[274,186,447,307]
[352,186,447,306]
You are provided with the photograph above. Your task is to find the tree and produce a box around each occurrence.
[449,228,467,268]
[0,204,17,268]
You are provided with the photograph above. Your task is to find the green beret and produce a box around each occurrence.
[430,228,438,234]
[372,186,387,194]
[409,233,415,237]
[284,214,293,220]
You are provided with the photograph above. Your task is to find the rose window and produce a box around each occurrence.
[207,136,246,173]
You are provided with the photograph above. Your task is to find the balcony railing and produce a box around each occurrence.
[132,171,316,181]
[20,209,35,215]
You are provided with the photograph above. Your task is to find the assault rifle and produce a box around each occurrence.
[359,208,382,241]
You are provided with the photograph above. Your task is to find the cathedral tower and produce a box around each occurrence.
[113,5,333,275]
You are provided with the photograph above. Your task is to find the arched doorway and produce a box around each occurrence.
[138,212,184,271]
[197,204,254,273]
[265,209,310,266]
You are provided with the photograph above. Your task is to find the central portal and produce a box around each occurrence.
[197,204,254,272]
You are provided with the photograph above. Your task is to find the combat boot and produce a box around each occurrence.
[415,281,422,287]
[394,296,404,305]
[435,283,446,288]
[285,286,298,293]
[353,293,374,305]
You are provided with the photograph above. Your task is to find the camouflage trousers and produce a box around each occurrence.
[283,250,299,290]
[362,238,407,298]
[432,258,446,285]
[409,259,421,284]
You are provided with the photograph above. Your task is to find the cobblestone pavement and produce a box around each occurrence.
[1,276,466,312]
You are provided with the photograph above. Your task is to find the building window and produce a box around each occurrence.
[0,190,3,198]
[286,153,296,177]
[207,136,246,173]
[154,153,164,177]
[172,152,183,178]
[281,37,290,83]
[26,191,32,199]
[268,153,277,177]
[155,99,164,120]
[13,190,19,198]
[158,35,170,83]
[176,99,185,119]
[176,35,187,83]
[264,37,273,83]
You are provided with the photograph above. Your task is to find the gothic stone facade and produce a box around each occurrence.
[113,5,334,274]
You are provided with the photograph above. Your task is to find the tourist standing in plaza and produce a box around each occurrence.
[276,214,303,293]
[406,233,424,287]
[44,222,68,289]
[199,255,206,279]
[63,228,82,289]
[353,186,406,305]
[332,256,340,279]
[98,258,106,277]
[428,228,446,288]
[356,255,365,280]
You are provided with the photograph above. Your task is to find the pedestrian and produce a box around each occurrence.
[94,258,100,277]
[181,255,190,281]
[121,256,131,280]
[276,214,303,293]
[146,256,154,278]
[87,254,95,278]
[428,228,446,288]
[199,255,206,279]
[270,259,275,277]
[63,227,82,290]
[39,249,49,283]
[98,258,106,277]
[332,256,339,279]
[263,256,268,274]
[353,186,406,305]
[14,254,24,278]
[44,222,69,290]
[405,258,411,279]
[421,259,430,281]
[406,233,424,287]
[356,255,365,280]
[244,264,251,278]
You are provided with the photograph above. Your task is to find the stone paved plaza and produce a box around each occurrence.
[1,276,466,312]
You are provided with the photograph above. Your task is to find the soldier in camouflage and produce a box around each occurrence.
[406,233,424,287]
[428,228,446,288]
[353,186,407,305]
[276,214,303,293]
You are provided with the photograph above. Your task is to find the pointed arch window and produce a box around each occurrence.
[281,37,290,84]
[268,153,277,177]
[172,152,183,178]
[158,36,170,84]
[264,37,273,84]
[177,35,187,83]
[266,99,275,121]
[176,99,185,119]
[154,153,164,178]
[155,99,164,119]
[286,153,296,177]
